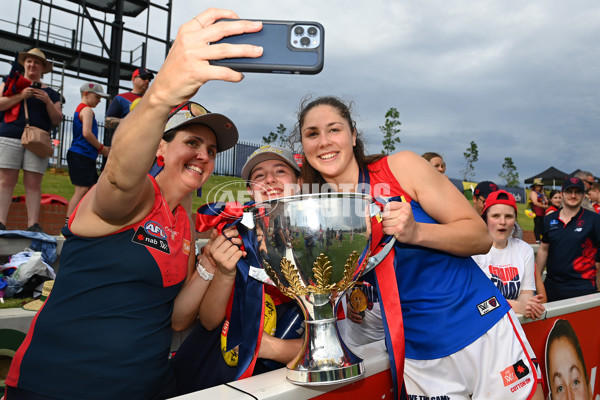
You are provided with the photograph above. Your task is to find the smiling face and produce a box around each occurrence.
[550,192,562,208]
[300,104,358,186]
[159,124,216,193]
[23,56,43,80]
[485,204,516,247]
[248,159,299,202]
[548,337,591,400]
[562,188,584,209]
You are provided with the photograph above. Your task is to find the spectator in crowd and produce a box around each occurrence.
[292,95,543,400]
[421,151,446,174]
[546,189,562,215]
[5,10,263,399]
[536,177,600,302]
[0,48,62,232]
[172,145,303,395]
[472,190,545,320]
[529,178,548,244]
[65,83,111,221]
[587,182,600,213]
[545,319,592,400]
[102,67,154,168]
[575,170,596,212]
[473,180,523,239]
[472,180,499,215]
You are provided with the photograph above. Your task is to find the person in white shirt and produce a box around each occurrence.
[472,190,545,320]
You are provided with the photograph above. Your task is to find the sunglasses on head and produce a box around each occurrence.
[168,101,210,119]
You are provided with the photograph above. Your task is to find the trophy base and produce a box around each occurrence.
[286,361,365,385]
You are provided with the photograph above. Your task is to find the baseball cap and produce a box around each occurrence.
[241,145,301,181]
[562,177,585,192]
[80,82,110,98]
[482,190,517,214]
[132,68,154,80]
[164,101,238,153]
[473,181,499,198]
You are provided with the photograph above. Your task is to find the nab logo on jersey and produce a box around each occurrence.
[477,296,500,316]
[144,221,167,239]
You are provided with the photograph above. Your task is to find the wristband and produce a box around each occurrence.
[196,258,214,281]
[98,144,104,153]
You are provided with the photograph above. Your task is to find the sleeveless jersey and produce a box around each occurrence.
[368,157,510,359]
[7,176,190,400]
[69,103,99,159]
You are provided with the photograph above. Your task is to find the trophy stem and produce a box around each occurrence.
[286,315,364,385]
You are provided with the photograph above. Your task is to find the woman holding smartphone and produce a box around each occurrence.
[5,9,263,400]
[292,96,543,400]
[0,48,62,232]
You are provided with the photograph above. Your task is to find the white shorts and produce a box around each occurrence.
[404,310,541,400]
[0,136,48,174]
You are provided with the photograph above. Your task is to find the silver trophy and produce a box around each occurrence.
[248,193,394,385]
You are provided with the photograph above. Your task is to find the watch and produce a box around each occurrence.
[196,258,214,281]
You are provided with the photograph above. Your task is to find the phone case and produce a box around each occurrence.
[209,20,324,74]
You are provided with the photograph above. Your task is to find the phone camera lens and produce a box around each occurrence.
[300,37,310,47]
[294,26,304,36]
[307,27,317,36]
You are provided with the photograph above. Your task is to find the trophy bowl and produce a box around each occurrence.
[249,192,388,385]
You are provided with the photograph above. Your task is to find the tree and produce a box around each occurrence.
[262,123,287,146]
[499,157,520,187]
[461,141,479,181]
[379,107,402,155]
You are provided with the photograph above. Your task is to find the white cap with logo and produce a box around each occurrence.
[80,82,110,98]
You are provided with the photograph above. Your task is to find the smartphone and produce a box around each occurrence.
[210,19,324,74]
[32,81,42,89]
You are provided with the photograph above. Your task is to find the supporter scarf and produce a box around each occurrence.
[361,167,407,400]
[2,52,31,123]
[195,201,264,379]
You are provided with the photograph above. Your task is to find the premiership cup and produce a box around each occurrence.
[248,193,394,385]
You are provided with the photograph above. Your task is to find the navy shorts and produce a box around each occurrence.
[67,150,98,187]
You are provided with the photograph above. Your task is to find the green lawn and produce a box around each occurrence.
[13,168,248,212]
[13,169,535,231]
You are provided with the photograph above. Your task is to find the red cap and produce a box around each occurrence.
[483,190,517,214]
[132,68,154,80]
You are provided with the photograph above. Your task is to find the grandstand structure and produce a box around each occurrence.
[0,0,173,99]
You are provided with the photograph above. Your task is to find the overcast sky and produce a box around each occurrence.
[3,1,599,185]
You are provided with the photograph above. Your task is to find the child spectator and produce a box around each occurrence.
[65,83,110,220]
[472,190,545,320]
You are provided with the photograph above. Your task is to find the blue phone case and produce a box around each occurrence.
[210,20,324,74]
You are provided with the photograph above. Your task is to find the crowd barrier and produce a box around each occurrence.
[1,235,598,398]
[171,293,600,400]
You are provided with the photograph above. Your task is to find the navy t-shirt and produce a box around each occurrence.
[0,87,60,139]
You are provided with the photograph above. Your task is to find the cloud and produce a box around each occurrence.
[3,0,599,183]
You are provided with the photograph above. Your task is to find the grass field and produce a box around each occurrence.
[12,168,535,232]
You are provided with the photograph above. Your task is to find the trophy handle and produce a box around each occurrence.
[362,197,397,275]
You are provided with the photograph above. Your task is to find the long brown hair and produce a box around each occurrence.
[290,96,384,192]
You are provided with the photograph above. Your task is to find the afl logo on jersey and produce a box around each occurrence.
[144,221,167,239]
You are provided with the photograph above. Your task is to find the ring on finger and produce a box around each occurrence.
[192,15,202,27]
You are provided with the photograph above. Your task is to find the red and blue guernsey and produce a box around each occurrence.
[366,157,510,395]
[6,176,190,400]
[69,103,99,159]
[105,91,142,119]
